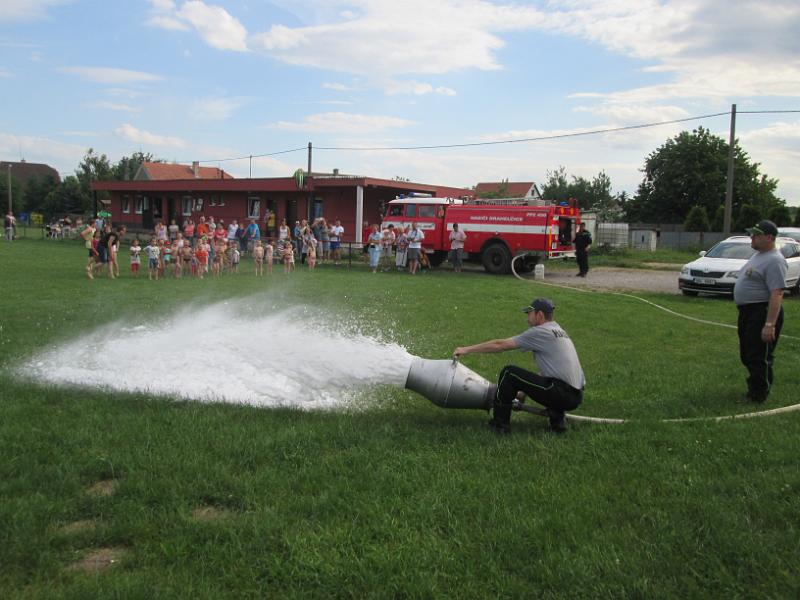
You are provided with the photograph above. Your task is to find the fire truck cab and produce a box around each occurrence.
[381,194,580,274]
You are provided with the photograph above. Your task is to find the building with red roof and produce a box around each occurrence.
[474,181,540,198]
[93,165,473,244]
[134,161,233,181]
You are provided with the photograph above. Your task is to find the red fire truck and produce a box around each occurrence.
[381,194,581,274]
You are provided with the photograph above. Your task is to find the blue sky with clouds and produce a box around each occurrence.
[2,0,799,204]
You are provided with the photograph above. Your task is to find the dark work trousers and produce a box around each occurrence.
[494,365,583,426]
[576,250,589,275]
[737,302,784,399]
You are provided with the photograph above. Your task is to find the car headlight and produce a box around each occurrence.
[681,266,690,275]
[725,271,739,278]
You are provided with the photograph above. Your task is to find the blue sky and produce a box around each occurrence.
[2,0,799,204]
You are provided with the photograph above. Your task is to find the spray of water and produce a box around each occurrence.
[21,300,414,410]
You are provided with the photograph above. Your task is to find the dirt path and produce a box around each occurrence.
[529,266,680,295]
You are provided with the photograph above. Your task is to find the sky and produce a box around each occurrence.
[1,0,800,204]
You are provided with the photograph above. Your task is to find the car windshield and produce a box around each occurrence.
[704,241,755,259]
[779,231,800,242]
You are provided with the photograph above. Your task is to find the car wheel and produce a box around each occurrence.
[681,290,699,297]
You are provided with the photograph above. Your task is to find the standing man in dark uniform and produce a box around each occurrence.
[453,298,585,434]
[733,220,787,403]
[574,223,592,277]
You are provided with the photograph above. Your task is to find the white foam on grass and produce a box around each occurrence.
[21,300,413,410]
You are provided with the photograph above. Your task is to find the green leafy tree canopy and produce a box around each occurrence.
[626,127,784,224]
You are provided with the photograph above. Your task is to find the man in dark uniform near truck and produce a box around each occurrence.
[574,222,592,277]
[453,298,585,434]
[734,220,787,403]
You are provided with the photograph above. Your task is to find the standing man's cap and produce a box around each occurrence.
[523,298,555,314]
[745,220,778,237]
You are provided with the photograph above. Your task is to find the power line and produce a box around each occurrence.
[189,146,307,164]
[179,109,800,164]
[316,111,733,151]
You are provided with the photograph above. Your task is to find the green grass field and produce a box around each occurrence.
[1,238,799,598]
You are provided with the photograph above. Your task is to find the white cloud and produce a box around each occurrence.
[323,82,352,92]
[256,24,306,50]
[385,80,456,96]
[147,0,248,51]
[190,96,250,120]
[146,14,190,31]
[60,66,163,85]
[250,0,548,76]
[573,104,689,125]
[268,112,415,133]
[114,123,187,148]
[85,101,141,113]
[0,0,70,22]
[0,67,11,77]
[0,132,85,174]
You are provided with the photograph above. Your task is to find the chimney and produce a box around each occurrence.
[192,161,200,178]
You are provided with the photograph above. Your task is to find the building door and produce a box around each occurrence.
[287,198,297,227]
[167,197,176,225]
[142,196,153,230]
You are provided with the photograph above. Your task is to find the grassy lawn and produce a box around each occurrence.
[1,237,799,598]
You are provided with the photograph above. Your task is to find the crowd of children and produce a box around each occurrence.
[81,215,465,280]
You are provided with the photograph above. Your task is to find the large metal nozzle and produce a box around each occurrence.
[405,357,496,410]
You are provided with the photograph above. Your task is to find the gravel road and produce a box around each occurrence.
[528,266,681,295]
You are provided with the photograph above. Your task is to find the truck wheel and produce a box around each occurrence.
[482,243,512,274]
[429,251,446,267]
[514,256,537,274]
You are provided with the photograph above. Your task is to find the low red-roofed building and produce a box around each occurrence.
[93,168,473,244]
[134,161,232,181]
[475,181,540,199]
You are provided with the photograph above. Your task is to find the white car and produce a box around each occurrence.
[678,235,800,297]
[778,227,800,243]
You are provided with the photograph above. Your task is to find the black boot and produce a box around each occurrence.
[487,402,511,434]
[547,409,567,433]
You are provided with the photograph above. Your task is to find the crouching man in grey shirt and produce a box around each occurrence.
[733,220,787,403]
[453,297,585,434]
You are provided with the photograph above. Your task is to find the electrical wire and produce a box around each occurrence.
[316,111,732,151]
[176,108,799,166]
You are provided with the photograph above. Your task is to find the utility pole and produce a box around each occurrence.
[6,164,11,214]
[307,142,313,222]
[723,103,736,234]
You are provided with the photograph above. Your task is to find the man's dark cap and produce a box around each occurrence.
[522,297,555,314]
[745,219,778,237]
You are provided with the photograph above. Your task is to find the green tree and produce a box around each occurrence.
[684,205,710,232]
[113,151,156,181]
[626,127,785,224]
[0,173,23,214]
[735,204,761,233]
[23,174,60,214]
[44,175,87,218]
[767,205,791,227]
[711,205,726,231]
[75,148,113,204]
[541,166,619,216]
[794,207,800,227]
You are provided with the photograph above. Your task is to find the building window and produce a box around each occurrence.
[313,198,324,219]
[248,197,261,218]
[182,196,193,216]
[194,198,204,212]
[122,195,130,214]
[217,195,225,207]
[135,195,144,214]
